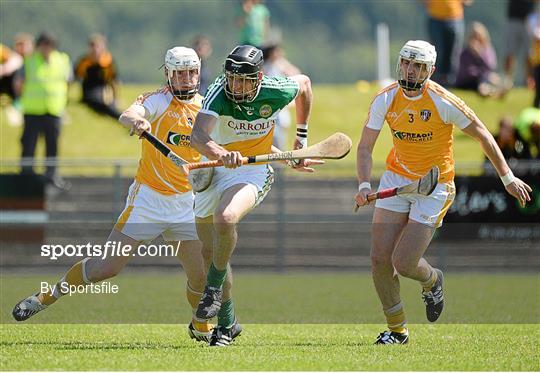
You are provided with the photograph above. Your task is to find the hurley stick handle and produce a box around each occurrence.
[182,155,267,174]
[368,188,398,201]
[140,131,171,157]
[354,187,399,212]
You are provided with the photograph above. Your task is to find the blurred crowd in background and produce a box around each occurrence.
[0,0,539,188]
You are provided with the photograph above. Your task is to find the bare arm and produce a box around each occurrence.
[191,112,223,159]
[461,117,511,176]
[357,126,380,184]
[191,112,243,168]
[290,74,312,128]
[288,74,313,170]
[118,103,151,136]
[354,126,381,206]
[461,116,531,207]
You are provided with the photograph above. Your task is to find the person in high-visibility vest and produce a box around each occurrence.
[14,31,72,189]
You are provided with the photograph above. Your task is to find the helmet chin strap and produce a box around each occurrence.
[169,83,197,99]
[397,57,433,92]
[397,79,424,91]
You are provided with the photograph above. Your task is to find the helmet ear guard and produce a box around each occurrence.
[163,46,201,101]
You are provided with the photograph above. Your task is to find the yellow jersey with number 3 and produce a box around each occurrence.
[364,80,475,183]
[133,87,202,195]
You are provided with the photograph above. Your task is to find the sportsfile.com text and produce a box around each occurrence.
[40,241,180,260]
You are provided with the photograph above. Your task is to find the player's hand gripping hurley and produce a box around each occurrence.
[139,131,351,192]
[354,166,440,212]
[179,132,352,175]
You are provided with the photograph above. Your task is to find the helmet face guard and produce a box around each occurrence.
[166,68,200,101]
[223,45,263,103]
[163,47,201,101]
[396,57,432,91]
[396,40,436,92]
[224,69,262,103]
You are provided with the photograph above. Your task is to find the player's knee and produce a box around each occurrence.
[392,258,415,278]
[370,250,392,269]
[213,209,238,230]
[92,263,122,281]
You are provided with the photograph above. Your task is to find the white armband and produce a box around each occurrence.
[358,181,372,191]
[296,123,308,148]
[500,170,515,187]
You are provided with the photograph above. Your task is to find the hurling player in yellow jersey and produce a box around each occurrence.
[12,47,214,342]
[354,40,531,345]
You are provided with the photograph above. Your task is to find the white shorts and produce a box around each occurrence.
[375,171,455,228]
[115,181,198,242]
[194,164,274,218]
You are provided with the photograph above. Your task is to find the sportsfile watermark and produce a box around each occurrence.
[41,241,180,260]
[40,281,119,296]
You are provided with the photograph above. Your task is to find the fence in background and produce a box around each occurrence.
[1,158,538,271]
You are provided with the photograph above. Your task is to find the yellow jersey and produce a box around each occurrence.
[364,80,475,183]
[528,13,540,66]
[425,0,464,21]
[133,87,202,195]
[0,44,12,64]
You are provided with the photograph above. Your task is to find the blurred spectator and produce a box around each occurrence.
[6,34,35,126]
[0,43,23,100]
[424,0,472,86]
[74,33,121,119]
[455,22,502,97]
[503,0,536,88]
[192,35,213,95]
[236,0,270,47]
[527,10,540,107]
[493,116,532,160]
[515,107,540,158]
[1,43,24,126]
[262,42,300,150]
[14,32,72,189]
[13,33,34,58]
[262,42,300,78]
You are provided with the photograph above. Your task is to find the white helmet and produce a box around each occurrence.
[396,40,437,91]
[164,46,201,101]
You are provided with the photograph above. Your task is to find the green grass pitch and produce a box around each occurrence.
[1,272,538,370]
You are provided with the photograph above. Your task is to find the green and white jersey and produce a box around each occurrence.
[200,75,299,156]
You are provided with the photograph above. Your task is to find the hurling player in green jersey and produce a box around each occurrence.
[191,45,320,346]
